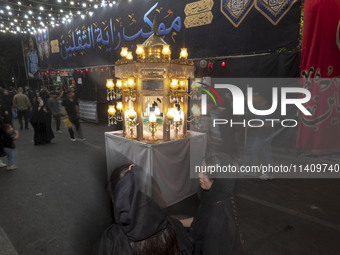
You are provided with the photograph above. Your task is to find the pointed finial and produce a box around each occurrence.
[152,15,158,35]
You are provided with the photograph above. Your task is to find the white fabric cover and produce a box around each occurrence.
[105,131,206,206]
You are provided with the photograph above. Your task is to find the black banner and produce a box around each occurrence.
[195,51,301,78]
[44,0,301,69]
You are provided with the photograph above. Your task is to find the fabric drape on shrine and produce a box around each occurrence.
[296,0,340,154]
[41,0,301,69]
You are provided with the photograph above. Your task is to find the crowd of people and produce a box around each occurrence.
[0,85,85,170]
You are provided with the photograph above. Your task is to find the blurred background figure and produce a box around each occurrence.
[24,85,36,110]
[30,96,54,145]
[243,91,275,180]
[39,86,50,104]
[13,87,31,130]
[48,91,63,133]
[2,124,19,171]
[62,90,84,142]
[1,89,13,126]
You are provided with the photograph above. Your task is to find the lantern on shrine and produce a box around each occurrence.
[113,22,194,142]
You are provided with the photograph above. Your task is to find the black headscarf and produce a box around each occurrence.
[94,167,192,255]
[113,170,167,242]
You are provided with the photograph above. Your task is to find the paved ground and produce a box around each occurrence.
[0,120,340,255]
[236,179,340,255]
[0,121,113,255]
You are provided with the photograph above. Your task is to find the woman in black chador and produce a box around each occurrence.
[30,96,54,145]
[180,153,242,255]
[93,164,192,255]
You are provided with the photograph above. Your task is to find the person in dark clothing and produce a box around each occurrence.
[180,153,241,255]
[24,85,36,108]
[62,90,84,142]
[48,91,63,133]
[70,86,81,104]
[1,89,14,126]
[39,86,49,104]
[8,87,16,102]
[8,87,17,123]
[30,96,55,145]
[0,118,8,168]
[93,164,192,255]
[2,124,19,170]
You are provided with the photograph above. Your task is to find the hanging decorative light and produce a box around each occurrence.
[126,51,133,60]
[136,45,144,59]
[120,47,128,58]
[180,48,188,60]
[106,79,114,100]
[107,102,123,126]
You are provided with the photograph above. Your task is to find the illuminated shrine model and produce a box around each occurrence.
[107,24,194,142]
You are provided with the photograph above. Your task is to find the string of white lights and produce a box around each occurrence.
[0,0,122,34]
